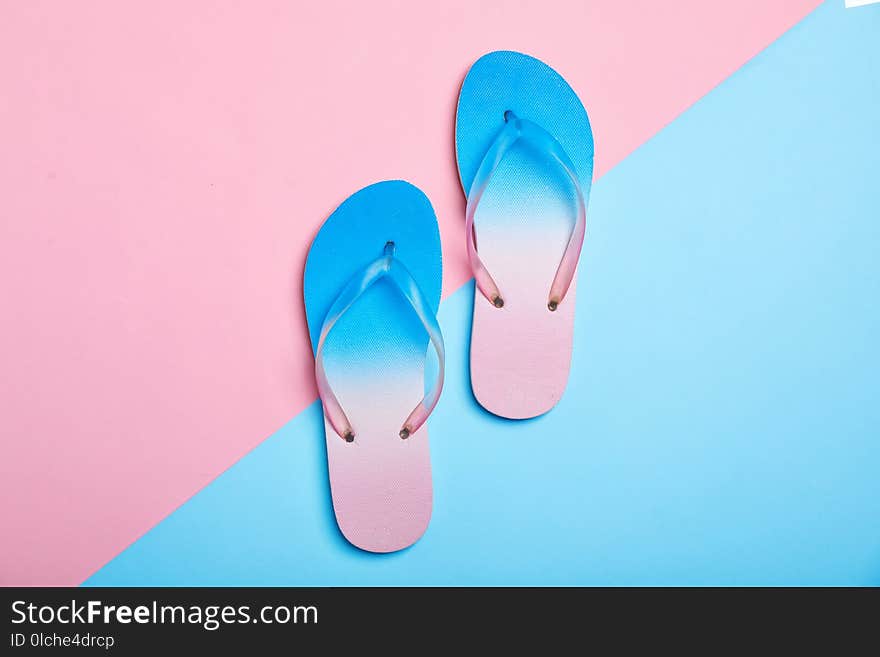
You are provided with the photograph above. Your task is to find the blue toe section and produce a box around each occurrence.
[303,180,442,354]
[456,50,594,194]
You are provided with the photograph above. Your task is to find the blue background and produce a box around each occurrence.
[86,2,879,586]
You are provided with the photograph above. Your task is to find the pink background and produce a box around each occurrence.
[0,0,820,585]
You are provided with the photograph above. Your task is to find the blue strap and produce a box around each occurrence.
[314,241,445,442]
[465,111,588,310]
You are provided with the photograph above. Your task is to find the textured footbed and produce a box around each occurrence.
[456,51,594,419]
[304,181,442,552]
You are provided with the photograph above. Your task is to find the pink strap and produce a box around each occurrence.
[314,242,445,443]
[465,111,588,311]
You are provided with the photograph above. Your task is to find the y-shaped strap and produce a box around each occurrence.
[315,241,445,443]
[465,111,587,311]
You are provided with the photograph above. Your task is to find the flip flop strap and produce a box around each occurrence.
[465,111,587,311]
[314,241,445,442]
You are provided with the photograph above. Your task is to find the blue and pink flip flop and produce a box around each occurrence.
[304,181,444,553]
[457,51,594,419]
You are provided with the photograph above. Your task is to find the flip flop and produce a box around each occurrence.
[456,51,594,419]
[304,181,444,552]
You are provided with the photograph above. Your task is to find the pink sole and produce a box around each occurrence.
[470,276,577,419]
[323,377,433,552]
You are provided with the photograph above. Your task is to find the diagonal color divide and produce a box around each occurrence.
[86,0,880,586]
[0,0,822,585]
